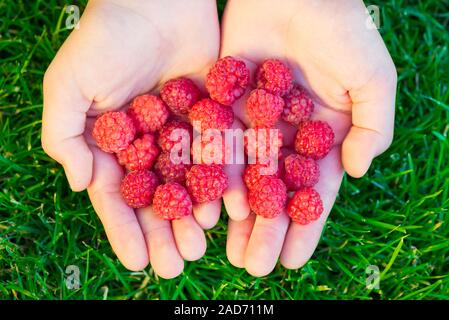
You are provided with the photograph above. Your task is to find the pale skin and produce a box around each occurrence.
[222,0,397,276]
[42,0,221,278]
[42,0,396,278]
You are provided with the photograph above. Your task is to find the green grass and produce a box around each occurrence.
[1,0,448,300]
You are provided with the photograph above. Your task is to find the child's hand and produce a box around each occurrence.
[41,0,220,277]
[221,0,397,276]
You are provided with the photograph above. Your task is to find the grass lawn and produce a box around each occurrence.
[1,0,448,300]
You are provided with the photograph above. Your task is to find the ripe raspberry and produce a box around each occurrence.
[243,162,280,190]
[117,134,159,171]
[246,89,284,128]
[93,111,136,153]
[186,164,228,203]
[244,127,283,162]
[287,188,323,225]
[153,182,192,220]
[189,98,234,133]
[248,177,287,218]
[256,59,293,96]
[160,77,201,115]
[154,152,191,184]
[120,170,159,208]
[127,94,169,133]
[191,132,229,166]
[157,119,193,154]
[282,84,314,125]
[295,121,334,160]
[283,154,319,191]
[206,56,250,106]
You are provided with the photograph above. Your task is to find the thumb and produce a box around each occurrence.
[42,63,93,191]
[342,65,397,178]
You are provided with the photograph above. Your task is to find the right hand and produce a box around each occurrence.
[42,0,220,278]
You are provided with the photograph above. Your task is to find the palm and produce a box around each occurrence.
[221,0,396,276]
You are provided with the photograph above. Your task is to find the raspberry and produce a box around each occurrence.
[120,170,159,208]
[191,132,229,166]
[244,127,283,162]
[243,162,280,190]
[287,188,323,225]
[246,89,284,128]
[282,84,314,125]
[127,94,169,133]
[256,59,293,96]
[117,134,159,171]
[154,152,191,184]
[153,182,192,220]
[206,56,250,106]
[295,120,334,160]
[157,119,193,154]
[160,77,201,115]
[248,177,287,219]
[189,98,234,133]
[283,154,319,191]
[186,164,228,203]
[93,111,136,153]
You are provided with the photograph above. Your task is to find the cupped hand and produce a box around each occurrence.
[221,0,397,276]
[42,0,220,277]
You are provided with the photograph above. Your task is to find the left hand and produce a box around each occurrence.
[221,0,397,276]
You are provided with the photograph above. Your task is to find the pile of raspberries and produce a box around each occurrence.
[92,57,334,225]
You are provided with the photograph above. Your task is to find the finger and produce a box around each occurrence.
[136,207,184,279]
[42,65,93,191]
[193,199,221,230]
[172,214,207,261]
[343,57,397,178]
[342,124,393,178]
[223,119,251,221]
[87,147,148,271]
[244,212,290,277]
[280,147,343,269]
[223,167,251,221]
[226,213,256,268]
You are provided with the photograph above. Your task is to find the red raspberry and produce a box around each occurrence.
[186,164,228,203]
[120,170,159,208]
[117,134,159,171]
[191,132,229,166]
[287,188,323,225]
[189,98,234,133]
[256,59,293,96]
[283,154,319,191]
[157,119,193,154]
[206,56,250,106]
[282,84,314,125]
[295,120,334,160]
[248,177,287,219]
[244,127,283,162]
[160,77,201,115]
[243,162,280,190]
[127,94,169,133]
[154,152,191,184]
[153,182,192,220]
[93,111,136,153]
[246,89,284,128]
